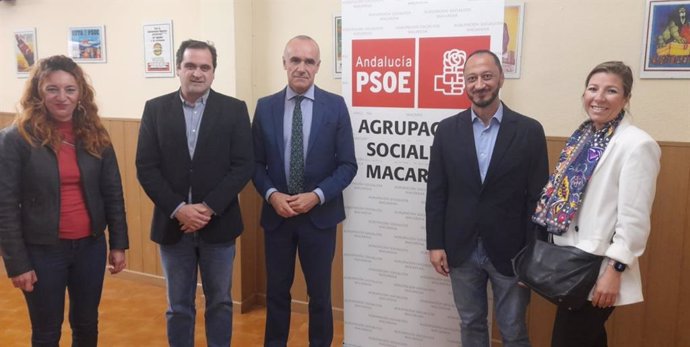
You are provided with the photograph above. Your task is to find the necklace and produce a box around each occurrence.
[61,140,75,147]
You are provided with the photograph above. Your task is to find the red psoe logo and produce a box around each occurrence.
[418,36,490,109]
[352,38,416,108]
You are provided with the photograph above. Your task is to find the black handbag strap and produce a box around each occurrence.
[532,223,552,244]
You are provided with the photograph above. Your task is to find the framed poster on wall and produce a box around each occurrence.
[334,14,342,78]
[641,0,690,78]
[68,26,106,63]
[143,21,175,77]
[14,28,37,77]
[503,1,524,79]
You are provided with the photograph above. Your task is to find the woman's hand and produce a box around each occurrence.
[11,270,37,292]
[591,265,622,308]
[108,249,126,274]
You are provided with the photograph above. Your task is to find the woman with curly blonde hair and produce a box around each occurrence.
[0,55,129,346]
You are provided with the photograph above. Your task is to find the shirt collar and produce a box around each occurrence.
[179,89,211,107]
[471,102,504,125]
[286,84,315,102]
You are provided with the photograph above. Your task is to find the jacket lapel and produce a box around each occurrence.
[590,116,630,176]
[483,105,517,186]
[193,90,218,162]
[457,111,483,189]
[306,87,324,160]
[170,93,193,163]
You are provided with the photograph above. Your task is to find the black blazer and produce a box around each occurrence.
[136,89,254,245]
[0,126,129,277]
[425,104,549,275]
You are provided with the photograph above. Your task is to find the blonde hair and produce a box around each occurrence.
[585,61,633,98]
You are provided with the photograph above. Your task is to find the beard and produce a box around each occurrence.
[469,88,500,108]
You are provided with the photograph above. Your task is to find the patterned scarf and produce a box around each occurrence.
[532,112,624,235]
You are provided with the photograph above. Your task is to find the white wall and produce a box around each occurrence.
[500,0,690,141]
[2,0,688,142]
[249,0,342,107]
[0,0,236,119]
[247,0,689,142]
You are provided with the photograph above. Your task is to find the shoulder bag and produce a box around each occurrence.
[512,236,604,310]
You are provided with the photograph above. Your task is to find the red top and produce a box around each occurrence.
[56,121,91,239]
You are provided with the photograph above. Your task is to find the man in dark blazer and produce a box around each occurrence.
[136,39,253,347]
[252,35,357,347]
[426,50,548,347]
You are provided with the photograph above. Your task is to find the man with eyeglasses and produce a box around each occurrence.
[136,39,254,347]
[252,35,357,347]
[426,50,548,347]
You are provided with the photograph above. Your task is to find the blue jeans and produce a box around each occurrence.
[159,233,236,347]
[23,235,107,347]
[449,239,531,347]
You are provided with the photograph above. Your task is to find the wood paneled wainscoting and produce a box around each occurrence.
[1,113,689,346]
[0,112,342,319]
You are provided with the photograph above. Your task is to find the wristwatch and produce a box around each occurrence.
[608,259,627,272]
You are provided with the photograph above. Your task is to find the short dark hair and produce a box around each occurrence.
[465,49,503,75]
[176,39,217,70]
[585,61,634,98]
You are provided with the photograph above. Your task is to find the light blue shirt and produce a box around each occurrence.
[171,89,212,218]
[265,85,324,204]
[283,86,314,178]
[181,90,209,159]
[471,103,503,183]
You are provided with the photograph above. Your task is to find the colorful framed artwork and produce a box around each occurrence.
[14,28,37,77]
[641,0,690,78]
[68,26,107,63]
[334,14,343,78]
[503,1,524,79]
[143,21,175,78]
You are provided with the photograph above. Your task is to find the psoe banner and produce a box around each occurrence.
[342,1,504,346]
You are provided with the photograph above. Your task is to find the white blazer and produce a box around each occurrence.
[554,117,661,306]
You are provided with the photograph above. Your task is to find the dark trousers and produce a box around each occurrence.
[263,215,337,347]
[551,302,615,347]
[23,235,107,347]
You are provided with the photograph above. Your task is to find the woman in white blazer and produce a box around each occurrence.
[532,61,661,347]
